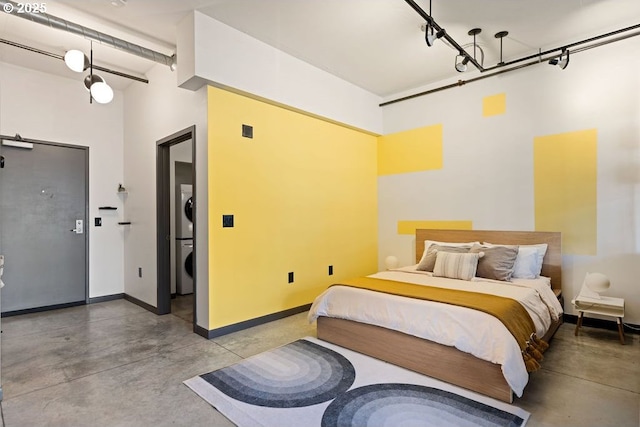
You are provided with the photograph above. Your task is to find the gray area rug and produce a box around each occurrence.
[184,337,529,427]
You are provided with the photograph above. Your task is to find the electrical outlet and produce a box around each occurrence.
[328,265,333,275]
[288,272,294,283]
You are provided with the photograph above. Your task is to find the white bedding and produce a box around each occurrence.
[308,266,563,397]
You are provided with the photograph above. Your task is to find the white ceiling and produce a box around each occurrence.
[1,0,639,96]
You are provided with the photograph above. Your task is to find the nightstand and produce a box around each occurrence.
[572,296,625,344]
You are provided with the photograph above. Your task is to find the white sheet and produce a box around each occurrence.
[308,267,563,397]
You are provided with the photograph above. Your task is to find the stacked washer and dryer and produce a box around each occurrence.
[176,184,193,295]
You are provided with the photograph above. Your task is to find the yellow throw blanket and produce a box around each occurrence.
[332,277,548,372]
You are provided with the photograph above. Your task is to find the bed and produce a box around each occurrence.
[309,229,563,403]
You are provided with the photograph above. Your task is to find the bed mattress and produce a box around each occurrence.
[308,266,563,397]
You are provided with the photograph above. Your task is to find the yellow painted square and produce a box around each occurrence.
[534,129,597,255]
[483,93,506,117]
[377,124,443,176]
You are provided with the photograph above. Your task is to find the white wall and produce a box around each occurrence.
[0,61,125,299]
[122,63,208,328]
[177,11,383,135]
[379,37,640,324]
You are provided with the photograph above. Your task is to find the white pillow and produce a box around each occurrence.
[433,251,483,281]
[418,240,479,266]
[511,246,539,279]
[483,242,548,278]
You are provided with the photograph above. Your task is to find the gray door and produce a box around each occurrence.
[0,140,88,313]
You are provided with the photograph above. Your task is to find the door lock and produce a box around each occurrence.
[70,219,84,234]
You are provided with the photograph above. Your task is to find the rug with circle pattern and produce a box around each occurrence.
[184,337,529,427]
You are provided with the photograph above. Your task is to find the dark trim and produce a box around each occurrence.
[1,300,85,317]
[84,146,90,306]
[564,314,640,335]
[89,293,124,304]
[193,323,210,339]
[124,294,159,315]
[156,126,196,318]
[204,304,312,339]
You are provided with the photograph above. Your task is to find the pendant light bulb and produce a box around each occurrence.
[64,50,89,72]
[90,81,114,104]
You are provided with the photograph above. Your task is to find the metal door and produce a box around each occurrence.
[0,140,88,313]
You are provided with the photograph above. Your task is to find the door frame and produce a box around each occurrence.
[0,135,90,311]
[156,126,196,324]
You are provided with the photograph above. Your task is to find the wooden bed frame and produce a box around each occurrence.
[317,229,563,403]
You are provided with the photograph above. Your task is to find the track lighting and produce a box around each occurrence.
[425,25,446,47]
[455,55,469,72]
[494,31,509,66]
[548,49,570,69]
[455,28,481,72]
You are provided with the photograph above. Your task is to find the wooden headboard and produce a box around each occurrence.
[415,229,562,292]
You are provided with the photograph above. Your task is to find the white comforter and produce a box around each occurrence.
[308,266,563,397]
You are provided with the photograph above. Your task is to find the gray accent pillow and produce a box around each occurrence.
[416,245,470,272]
[470,243,519,281]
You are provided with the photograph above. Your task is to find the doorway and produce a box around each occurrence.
[156,126,196,328]
[0,137,88,315]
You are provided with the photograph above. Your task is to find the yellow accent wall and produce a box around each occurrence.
[377,124,443,175]
[397,220,473,235]
[207,86,378,329]
[534,129,597,255]
[483,93,506,117]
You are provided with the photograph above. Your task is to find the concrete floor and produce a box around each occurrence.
[0,299,637,426]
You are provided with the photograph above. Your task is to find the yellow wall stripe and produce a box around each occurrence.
[483,93,506,117]
[397,220,473,235]
[377,124,443,176]
[534,129,597,255]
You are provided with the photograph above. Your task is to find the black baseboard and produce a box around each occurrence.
[564,314,640,335]
[89,293,124,304]
[201,303,312,339]
[124,294,159,315]
[1,300,85,317]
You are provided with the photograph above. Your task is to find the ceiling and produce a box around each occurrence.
[0,0,639,96]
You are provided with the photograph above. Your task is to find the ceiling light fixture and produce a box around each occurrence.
[548,48,570,69]
[90,80,114,104]
[423,1,445,47]
[67,42,115,105]
[494,31,509,66]
[455,54,469,72]
[426,26,446,47]
[455,28,481,73]
[64,49,89,72]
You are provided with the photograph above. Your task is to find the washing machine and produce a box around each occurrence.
[177,239,193,295]
[176,184,193,295]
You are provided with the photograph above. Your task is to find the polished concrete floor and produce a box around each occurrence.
[0,299,637,426]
